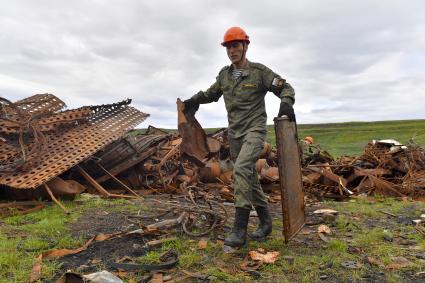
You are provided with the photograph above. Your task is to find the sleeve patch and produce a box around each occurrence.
[272,78,285,87]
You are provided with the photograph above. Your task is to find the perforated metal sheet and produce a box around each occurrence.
[0,108,92,134]
[1,93,65,119]
[0,103,149,189]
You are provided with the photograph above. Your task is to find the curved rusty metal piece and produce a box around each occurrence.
[177,98,221,166]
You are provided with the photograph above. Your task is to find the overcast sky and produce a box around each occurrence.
[1,0,424,128]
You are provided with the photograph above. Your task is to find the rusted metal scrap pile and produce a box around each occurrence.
[2,94,424,212]
[0,94,149,203]
[302,139,425,199]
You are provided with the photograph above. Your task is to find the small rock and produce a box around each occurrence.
[223,245,236,253]
[132,244,141,249]
[341,261,362,269]
[319,275,328,280]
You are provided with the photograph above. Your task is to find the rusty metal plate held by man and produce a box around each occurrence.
[274,116,305,242]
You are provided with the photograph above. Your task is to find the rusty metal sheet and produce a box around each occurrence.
[1,94,65,120]
[274,116,305,242]
[307,165,348,187]
[92,134,170,183]
[0,107,92,134]
[13,93,66,114]
[45,177,86,196]
[95,134,169,170]
[177,99,208,166]
[0,98,149,189]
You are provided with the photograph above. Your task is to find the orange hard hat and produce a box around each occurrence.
[304,136,314,144]
[221,27,250,46]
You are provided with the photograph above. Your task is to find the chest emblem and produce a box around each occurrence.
[241,83,257,88]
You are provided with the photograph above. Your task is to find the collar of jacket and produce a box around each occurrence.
[228,60,251,78]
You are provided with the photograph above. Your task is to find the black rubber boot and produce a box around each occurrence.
[224,207,250,247]
[250,206,273,241]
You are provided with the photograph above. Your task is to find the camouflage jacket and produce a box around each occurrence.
[192,60,295,138]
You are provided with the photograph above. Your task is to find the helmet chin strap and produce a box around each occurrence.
[236,42,247,67]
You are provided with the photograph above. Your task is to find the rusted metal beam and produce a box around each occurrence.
[43,183,70,214]
[96,163,143,199]
[77,165,137,199]
[274,116,305,243]
[76,165,110,197]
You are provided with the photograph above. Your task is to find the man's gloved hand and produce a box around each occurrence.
[183,98,199,113]
[278,102,296,122]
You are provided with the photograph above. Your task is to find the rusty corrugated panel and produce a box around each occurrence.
[0,96,149,189]
[91,134,170,183]
[94,134,167,169]
[274,116,305,242]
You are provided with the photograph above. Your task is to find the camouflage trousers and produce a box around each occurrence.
[230,131,268,210]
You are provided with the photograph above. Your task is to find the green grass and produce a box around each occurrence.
[2,196,425,282]
[266,119,425,157]
[0,196,146,282]
[0,204,78,282]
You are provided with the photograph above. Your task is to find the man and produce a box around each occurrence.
[300,136,316,165]
[183,26,296,247]
[300,136,333,166]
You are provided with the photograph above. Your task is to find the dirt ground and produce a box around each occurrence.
[43,193,425,282]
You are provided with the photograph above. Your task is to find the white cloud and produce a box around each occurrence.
[0,0,424,128]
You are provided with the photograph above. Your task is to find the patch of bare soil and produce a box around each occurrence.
[70,210,133,238]
[52,196,183,280]
[50,234,149,281]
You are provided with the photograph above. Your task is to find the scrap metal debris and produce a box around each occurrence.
[303,139,425,199]
[1,95,425,232]
[3,94,424,282]
[248,248,280,264]
[0,94,149,190]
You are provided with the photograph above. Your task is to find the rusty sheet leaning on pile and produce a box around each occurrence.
[0,94,149,189]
